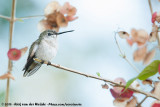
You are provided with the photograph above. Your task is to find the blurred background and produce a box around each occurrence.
[0,0,160,107]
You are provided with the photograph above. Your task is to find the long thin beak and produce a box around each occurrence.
[57,30,74,35]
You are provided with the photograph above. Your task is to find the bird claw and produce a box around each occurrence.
[40,60,44,64]
[47,61,51,66]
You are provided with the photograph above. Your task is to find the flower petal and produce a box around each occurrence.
[133,46,147,62]
[131,81,140,90]
[37,19,59,33]
[60,2,70,14]
[118,31,129,39]
[101,84,109,89]
[37,19,52,33]
[137,30,149,45]
[152,12,157,23]
[151,81,160,99]
[131,29,138,41]
[44,1,61,16]
[151,100,160,107]
[66,16,78,22]
[113,99,128,107]
[0,73,15,80]
[142,79,153,85]
[126,96,137,107]
[149,32,157,42]
[60,2,77,16]
[149,25,158,42]
[131,29,149,46]
[113,78,126,93]
[126,38,134,46]
[143,49,156,65]
[120,89,134,99]
[56,13,68,27]
[110,88,133,100]
[20,47,28,56]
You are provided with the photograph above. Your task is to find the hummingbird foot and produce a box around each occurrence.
[40,60,44,64]
[47,61,51,66]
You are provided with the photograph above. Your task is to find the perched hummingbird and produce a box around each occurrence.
[23,29,74,77]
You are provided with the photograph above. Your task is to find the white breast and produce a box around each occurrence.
[35,38,58,61]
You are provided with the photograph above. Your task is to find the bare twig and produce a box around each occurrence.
[5,0,16,106]
[148,0,153,15]
[33,58,160,101]
[114,32,140,73]
[155,27,160,48]
[0,15,10,21]
[137,96,148,107]
[15,15,44,21]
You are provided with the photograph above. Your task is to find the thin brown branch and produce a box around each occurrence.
[114,32,140,73]
[15,15,44,21]
[136,96,148,107]
[0,15,10,21]
[5,0,16,106]
[155,27,160,48]
[34,58,160,101]
[148,0,153,15]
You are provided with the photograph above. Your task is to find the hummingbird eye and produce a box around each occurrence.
[48,33,53,36]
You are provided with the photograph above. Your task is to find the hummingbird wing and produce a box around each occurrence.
[23,40,42,77]
[23,59,42,77]
[27,40,39,61]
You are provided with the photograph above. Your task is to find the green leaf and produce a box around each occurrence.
[124,60,160,91]
[96,72,101,77]
[138,60,160,80]
[125,77,137,91]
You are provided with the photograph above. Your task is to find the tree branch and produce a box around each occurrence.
[15,15,44,21]
[148,0,153,15]
[5,0,16,106]
[136,96,148,107]
[0,15,10,21]
[114,32,140,73]
[33,58,160,101]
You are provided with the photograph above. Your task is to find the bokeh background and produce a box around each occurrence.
[0,0,160,107]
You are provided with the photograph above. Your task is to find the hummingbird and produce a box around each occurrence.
[23,29,74,77]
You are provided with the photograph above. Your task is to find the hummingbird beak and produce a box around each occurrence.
[57,30,74,35]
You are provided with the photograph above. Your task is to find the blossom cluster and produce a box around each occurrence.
[38,1,78,33]
[118,27,157,65]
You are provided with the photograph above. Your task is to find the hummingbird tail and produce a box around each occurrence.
[23,62,42,77]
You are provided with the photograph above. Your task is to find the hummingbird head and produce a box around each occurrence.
[39,30,74,40]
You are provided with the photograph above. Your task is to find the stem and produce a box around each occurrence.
[34,58,160,101]
[156,32,160,48]
[148,0,153,15]
[137,96,148,107]
[15,15,44,21]
[5,0,16,106]
[114,32,140,73]
[0,15,10,21]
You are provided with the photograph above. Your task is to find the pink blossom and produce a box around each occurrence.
[152,12,157,23]
[66,16,78,21]
[110,88,133,101]
[7,48,21,61]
